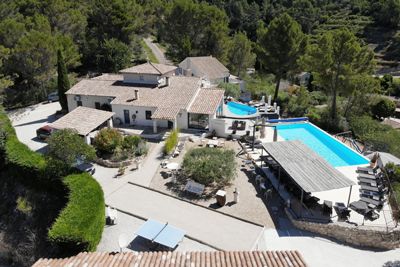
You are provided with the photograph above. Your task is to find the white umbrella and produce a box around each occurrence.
[166,162,179,170]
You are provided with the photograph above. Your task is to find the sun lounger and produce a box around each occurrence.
[184,180,205,196]
[360,196,384,206]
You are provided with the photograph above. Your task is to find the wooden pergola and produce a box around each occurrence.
[262,140,356,209]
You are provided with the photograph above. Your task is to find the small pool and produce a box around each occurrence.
[227,102,257,116]
[276,123,369,167]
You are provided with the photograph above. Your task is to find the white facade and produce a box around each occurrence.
[67,94,113,112]
[123,73,159,85]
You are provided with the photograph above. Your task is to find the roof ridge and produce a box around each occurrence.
[148,61,162,75]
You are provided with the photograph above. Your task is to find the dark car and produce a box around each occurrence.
[36,125,56,140]
[47,91,59,102]
[75,162,96,175]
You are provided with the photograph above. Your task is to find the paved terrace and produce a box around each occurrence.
[106,183,265,251]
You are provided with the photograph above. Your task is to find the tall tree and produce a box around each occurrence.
[162,0,230,62]
[0,46,13,98]
[57,49,70,111]
[96,38,132,73]
[257,13,307,102]
[301,28,375,121]
[228,32,256,77]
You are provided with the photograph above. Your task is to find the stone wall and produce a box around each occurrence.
[285,209,400,250]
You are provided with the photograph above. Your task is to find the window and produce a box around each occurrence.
[145,110,152,120]
[124,110,130,124]
[188,113,208,129]
[77,101,82,106]
[95,102,100,109]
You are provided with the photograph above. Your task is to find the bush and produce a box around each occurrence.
[48,173,105,252]
[181,148,236,186]
[164,129,179,155]
[122,135,141,150]
[386,163,400,183]
[350,115,400,157]
[47,129,96,166]
[93,128,123,154]
[218,83,241,99]
[371,97,396,119]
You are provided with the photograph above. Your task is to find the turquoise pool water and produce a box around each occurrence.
[276,123,369,167]
[227,102,257,115]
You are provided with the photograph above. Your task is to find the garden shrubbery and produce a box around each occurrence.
[181,148,236,186]
[350,115,400,157]
[48,173,104,252]
[93,128,123,154]
[93,129,147,161]
[164,129,179,155]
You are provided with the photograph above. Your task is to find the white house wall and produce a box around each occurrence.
[67,94,113,112]
[176,110,188,129]
[123,73,159,85]
[111,104,168,128]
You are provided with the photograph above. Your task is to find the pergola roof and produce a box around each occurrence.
[262,140,355,193]
[50,107,114,136]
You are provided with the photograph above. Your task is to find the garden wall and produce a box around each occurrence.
[285,209,400,250]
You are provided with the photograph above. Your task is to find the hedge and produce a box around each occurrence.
[0,109,105,253]
[48,173,105,252]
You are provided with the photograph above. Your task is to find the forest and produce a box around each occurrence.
[0,0,399,108]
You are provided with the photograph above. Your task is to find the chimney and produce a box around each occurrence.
[134,90,138,100]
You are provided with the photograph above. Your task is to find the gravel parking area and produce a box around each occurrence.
[149,139,275,228]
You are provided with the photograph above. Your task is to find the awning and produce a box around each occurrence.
[262,140,355,193]
[135,219,185,249]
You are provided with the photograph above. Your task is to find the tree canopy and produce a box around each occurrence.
[257,13,307,101]
[301,28,375,121]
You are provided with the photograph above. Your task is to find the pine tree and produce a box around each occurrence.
[257,13,307,102]
[57,49,70,112]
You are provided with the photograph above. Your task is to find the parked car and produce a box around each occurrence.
[36,125,56,140]
[47,91,59,102]
[75,162,96,175]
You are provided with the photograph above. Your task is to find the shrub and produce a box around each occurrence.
[122,135,141,150]
[218,83,241,98]
[93,128,123,154]
[182,148,236,186]
[48,173,105,252]
[386,163,400,183]
[371,97,396,119]
[164,129,179,155]
[47,129,96,166]
[350,115,400,157]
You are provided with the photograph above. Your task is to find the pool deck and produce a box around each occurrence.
[254,126,396,229]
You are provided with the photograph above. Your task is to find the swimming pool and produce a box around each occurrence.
[276,123,369,167]
[227,102,257,116]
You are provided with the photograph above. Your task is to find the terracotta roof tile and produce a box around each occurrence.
[188,88,224,114]
[50,107,114,136]
[33,251,307,267]
[120,62,177,75]
[181,56,229,80]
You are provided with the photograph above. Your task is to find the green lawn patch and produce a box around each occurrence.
[140,39,159,63]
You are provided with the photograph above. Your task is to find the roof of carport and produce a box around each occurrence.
[50,107,114,136]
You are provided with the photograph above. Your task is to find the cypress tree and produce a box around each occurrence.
[57,50,70,112]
